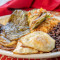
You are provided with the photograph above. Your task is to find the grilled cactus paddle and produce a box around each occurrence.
[30,13,50,29]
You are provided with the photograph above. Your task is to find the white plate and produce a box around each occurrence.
[0,15,60,59]
[0,49,60,59]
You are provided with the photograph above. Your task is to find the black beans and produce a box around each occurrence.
[48,23,60,52]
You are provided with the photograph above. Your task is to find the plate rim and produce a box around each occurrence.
[0,49,60,59]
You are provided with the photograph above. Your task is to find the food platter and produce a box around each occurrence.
[0,8,60,58]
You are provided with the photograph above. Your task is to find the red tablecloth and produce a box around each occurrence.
[0,0,60,16]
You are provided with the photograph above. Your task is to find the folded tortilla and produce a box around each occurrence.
[20,31,55,52]
[13,42,38,54]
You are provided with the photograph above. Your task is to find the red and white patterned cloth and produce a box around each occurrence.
[0,54,60,60]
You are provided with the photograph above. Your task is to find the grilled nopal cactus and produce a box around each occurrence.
[29,13,50,29]
[27,8,51,30]
[9,10,28,26]
[27,8,47,24]
[1,10,30,41]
